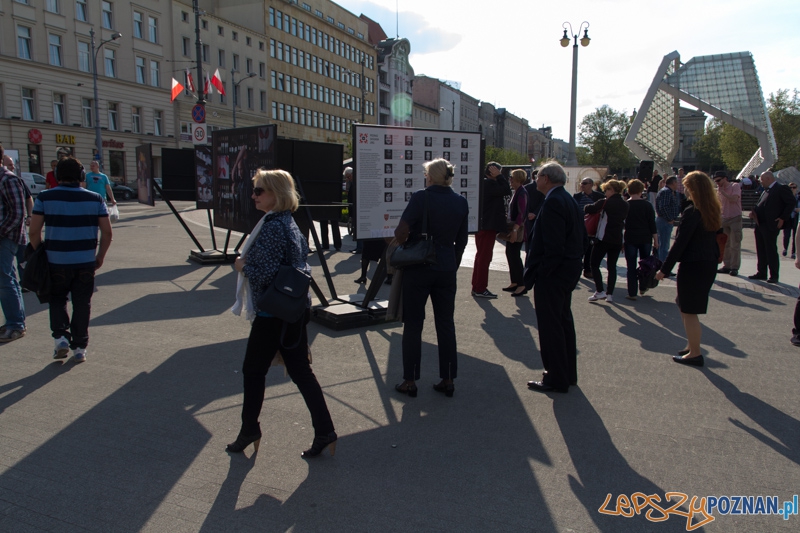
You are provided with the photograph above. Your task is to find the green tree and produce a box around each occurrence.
[768,89,800,170]
[719,123,758,170]
[577,105,636,169]
[484,145,529,166]
[692,119,724,171]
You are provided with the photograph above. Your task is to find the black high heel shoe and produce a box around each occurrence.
[354,277,367,284]
[226,428,262,453]
[433,381,455,397]
[301,431,338,458]
[394,381,418,397]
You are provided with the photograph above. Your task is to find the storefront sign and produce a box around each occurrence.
[102,139,124,148]
[55,134,76,144]
[28,129,42,144]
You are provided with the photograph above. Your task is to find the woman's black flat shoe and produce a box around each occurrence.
[672,354,704,367]
[433,381,455,397]
[226,431,262,453]
[512,289,529,297]
[677,348,691,356]
[301,431,338,458]
[502,285,518,292]
[394,382,418,397]
[354,277,367,284]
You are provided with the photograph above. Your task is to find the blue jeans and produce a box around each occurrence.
[656,217,673,262]
[624,242,652,297]
[0,237,25,330]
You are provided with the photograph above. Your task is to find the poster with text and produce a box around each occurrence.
[136,144,154,206]
[195,146,213,209]
[352,125,482,238]
[212,125,276,234]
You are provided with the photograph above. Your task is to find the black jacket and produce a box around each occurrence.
[661,202,719,273]
[480,174,511,232]
[585,194,629,246]
[624,199,657,245]
[754,182,795,233]
[524,181,545,239]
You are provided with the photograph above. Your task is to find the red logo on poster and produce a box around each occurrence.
[359,133,368,144]
[28,129,42,144]
[384,213,389,221]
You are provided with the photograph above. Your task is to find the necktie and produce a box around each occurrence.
[757,188,770,207]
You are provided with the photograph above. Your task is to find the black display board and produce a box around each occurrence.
[161,148,196,201]
[276,138,343,221]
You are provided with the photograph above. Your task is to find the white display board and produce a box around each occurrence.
[353,125,482,239]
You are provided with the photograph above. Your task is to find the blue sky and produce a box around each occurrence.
[336,0,800,141]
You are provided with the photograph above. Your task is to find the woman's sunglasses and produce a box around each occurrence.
[253,187,265,196]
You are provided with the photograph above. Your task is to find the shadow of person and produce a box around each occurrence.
[474,298,541,370]
[554,391,702,532]
[0,361,76,415]
[704,370,800,467]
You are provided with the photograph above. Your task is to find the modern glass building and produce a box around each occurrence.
[626,51,776,177]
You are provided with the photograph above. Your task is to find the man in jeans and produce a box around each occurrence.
[715,171,743,276]
[0,144,27,342]
[655,176,681,262]
[29,157,112,362]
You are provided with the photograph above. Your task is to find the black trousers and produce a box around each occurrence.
[49,266,95,349]
[591,240,622,295]
[754,226,780,279]
[320,220,342,250]
[240,312,334,436]
[401,268,458,381]
[783,217,798,254]
[505,240,524,285]
[533,279,578,389]
[582,241,594,273]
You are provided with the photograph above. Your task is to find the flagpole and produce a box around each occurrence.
[193,0,205,104]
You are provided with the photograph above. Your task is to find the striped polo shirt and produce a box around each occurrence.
[32,183,108,268]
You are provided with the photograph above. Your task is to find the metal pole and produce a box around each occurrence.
[193,0,205,104]
[361,59,366,123]
[91,28,102,171]
[452,100,455,131]
[231,68,237,127]
[567,36,579,167]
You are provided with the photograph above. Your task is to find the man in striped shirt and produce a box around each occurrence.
[0,144,28,342]
[29,157,112,362]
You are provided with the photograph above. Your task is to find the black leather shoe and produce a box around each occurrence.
[748,273,767,280]
[354,277,367,284]
[527,381,568,393]
[767,278,779,284]
[672,354,704,367]
[729,270,738,276]
[717,267,731,274]
[301,431,337,458]
[433,381,455,397]
[394,382,418,398]
[512,289,529,297]
[677,348,691,356]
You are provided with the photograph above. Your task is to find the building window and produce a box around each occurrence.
[82,97,93,127]
[181,11,188,23]
[278,103,285,121]
[233,85,239,107]
[233,54,239,71]
[76,0,88,21]
[271,101,277,119]
[154,110,162,136]
[219,83,226,104]
[276,43,283,62]
[131,106,141,133]
[270,71,276,89]
[260,91,266,112]
[246,58,253,74]
[182,38,191,57]
[201,20,208,30]
[17,26,32,60]
[49,34,63,66]
[246,36,252,46]
[277,73,284,91]
[247,88,253,109]
[270,39,275,58]
[108,102,118,130]
[150,61,160,87]
[46,0,59,13]
[217,25,224,36]
[232,31,238,41]
[135,57,146,83]
[22,89,36,121]
[102,1,113,29]
[78,41,90,72]
[53,94,66,124]
[133,12,143,38]
[269,7,275,26]
[259,41,264,51]
[259,62,265,78]
[202,44,210,63]
[148,17,158,43]
[105,49,116,77]
[218,49,225,67]
[303,3,311,11]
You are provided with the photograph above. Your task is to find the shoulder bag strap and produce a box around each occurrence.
[421,190,429,239]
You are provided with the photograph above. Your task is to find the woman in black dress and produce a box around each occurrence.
[656,171,722,366]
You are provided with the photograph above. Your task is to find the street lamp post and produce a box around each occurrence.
[90,28,121,173]
[230,69,256,128]
[439,105,454,131]
[560,21,590,167]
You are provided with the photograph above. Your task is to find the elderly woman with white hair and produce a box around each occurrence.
[393,159,469,398]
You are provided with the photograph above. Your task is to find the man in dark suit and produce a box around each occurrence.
[523,163,586,393]
[523,170,545,240]
[748,171,795,283]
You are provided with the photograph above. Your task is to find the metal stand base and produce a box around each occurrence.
[310,294,393,330]
[188,249,239,264]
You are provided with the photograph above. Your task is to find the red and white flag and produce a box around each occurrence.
[170,78,184,102]
[204,71,214,95]
[185,69,196,93]
[211,68,226,96]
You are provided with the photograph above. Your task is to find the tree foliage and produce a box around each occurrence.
[719,123,758,170]
[692,119,724,171]
[577,105,636,169]
[484,145,529,166]
[768,89,800,170]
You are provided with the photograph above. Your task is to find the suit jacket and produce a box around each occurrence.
[523,186,585,289]
[524,181,545,237]
[754,183,795,233]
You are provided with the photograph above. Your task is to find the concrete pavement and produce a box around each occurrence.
[1,200,798,532]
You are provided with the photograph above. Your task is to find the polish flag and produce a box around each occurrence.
[211,68,226,96]
[170,78,184,102]
[185,69,196,93]
[204,71,214,95]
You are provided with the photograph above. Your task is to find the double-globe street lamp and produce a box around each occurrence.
[90,28,121,173]
[560,21,590,167]
[231,69,256,128]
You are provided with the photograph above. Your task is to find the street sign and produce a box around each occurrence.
[192,104,206,124]
[192,123,207,145]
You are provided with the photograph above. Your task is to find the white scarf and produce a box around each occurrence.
[231,213,269,322]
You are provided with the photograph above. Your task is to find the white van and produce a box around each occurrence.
[20,172,47,197]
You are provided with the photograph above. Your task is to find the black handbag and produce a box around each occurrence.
[22,242,51,304]
[390,191,438,269]
[257,264,311,324]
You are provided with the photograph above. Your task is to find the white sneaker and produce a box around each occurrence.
[73,348,87,362]
[53,336,70,359]
[606,294,614,303]
[588,291,607,302]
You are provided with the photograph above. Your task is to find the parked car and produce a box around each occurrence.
[110,182,136,200]
[20,172,47,198]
